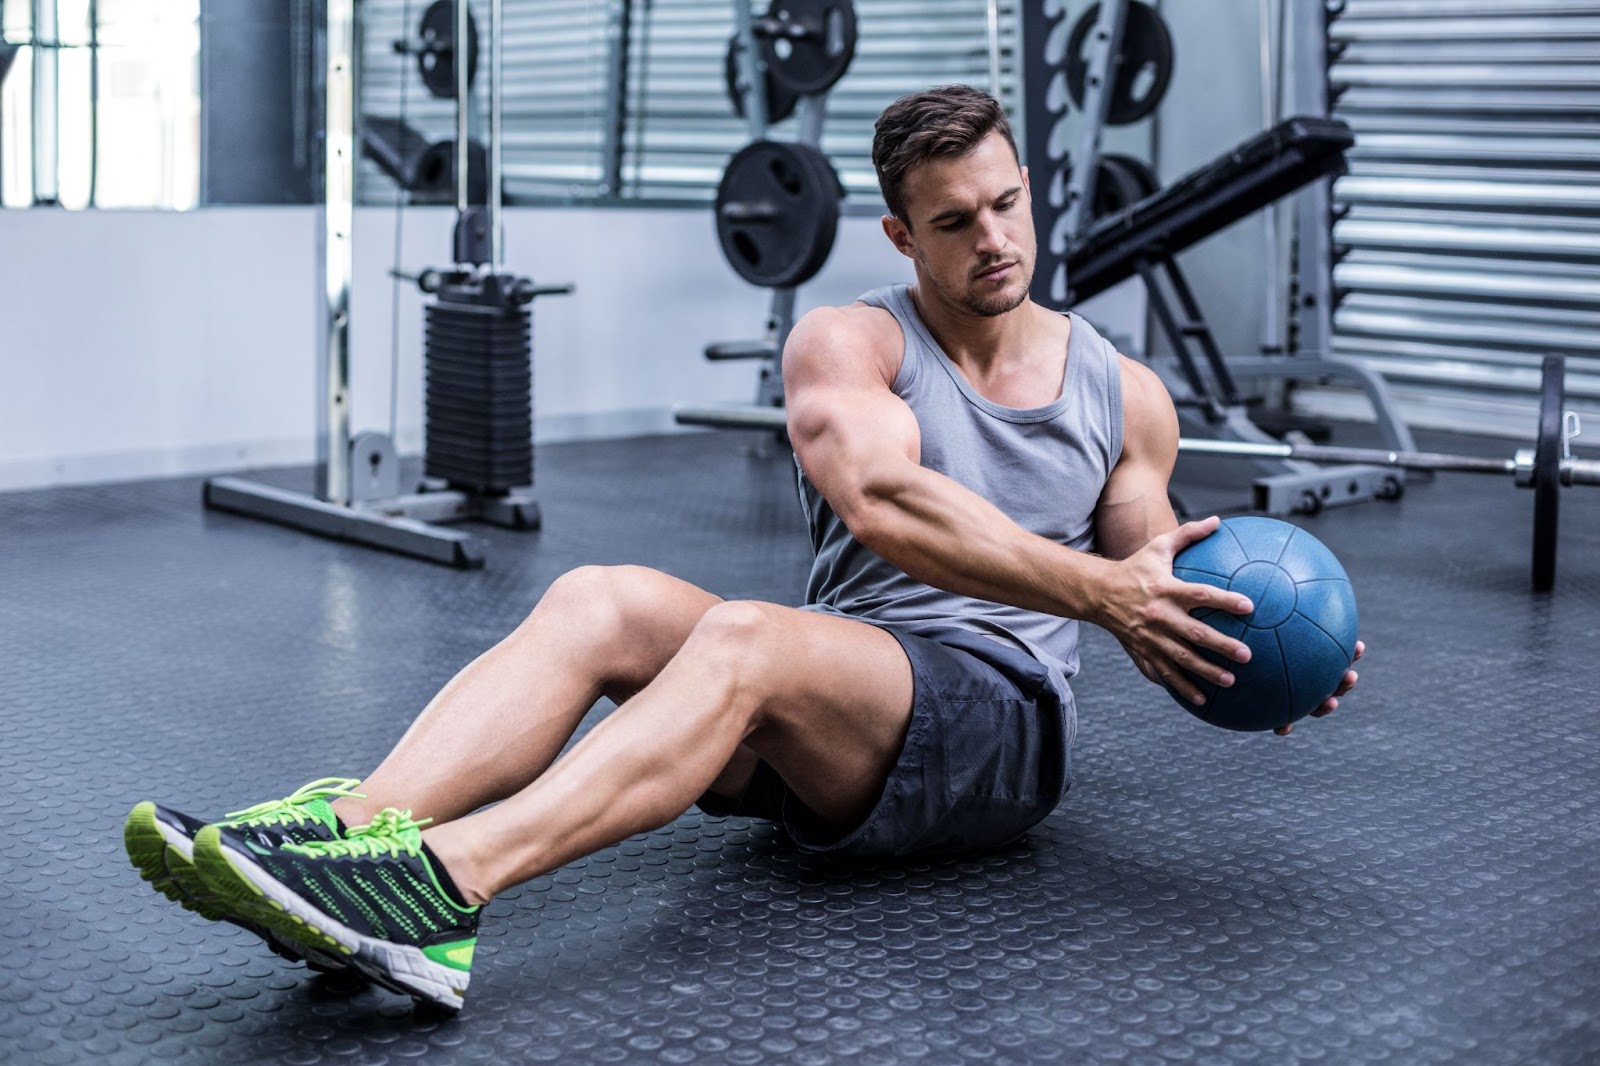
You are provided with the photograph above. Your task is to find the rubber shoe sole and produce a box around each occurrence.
[192,824,470,1012]
[124,801,352,974]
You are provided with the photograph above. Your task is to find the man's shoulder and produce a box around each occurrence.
[797,300,901,343]
[787,300,904,382]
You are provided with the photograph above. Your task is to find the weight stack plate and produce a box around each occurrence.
[423,301,534,493]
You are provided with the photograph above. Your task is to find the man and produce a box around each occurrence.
[125,85,1361,1012]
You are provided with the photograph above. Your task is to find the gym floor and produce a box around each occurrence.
[4,428,1598,1065]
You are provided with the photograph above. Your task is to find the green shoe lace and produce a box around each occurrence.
[224,777,365,828]
[285,807,431,860]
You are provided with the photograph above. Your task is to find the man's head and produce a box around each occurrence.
[872,85,1034,318]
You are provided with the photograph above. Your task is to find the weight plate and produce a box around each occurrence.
[759,0,858,98]
[414,139,488,204]
[715,140,843,289]
[1100,152,1159,200]
[1065,0,1175,126]
[1532,354,1564,592]
[724,34,799,124]
[417,0,479,100]
[1094,154,1155,218]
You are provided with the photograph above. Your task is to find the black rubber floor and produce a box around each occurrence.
[3,429,1598,1065]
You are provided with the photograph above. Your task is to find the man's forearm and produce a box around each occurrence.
[849,463,1115,623]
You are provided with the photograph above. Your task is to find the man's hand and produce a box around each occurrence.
[1093,515,1254,706]
[1273,641,1364,737]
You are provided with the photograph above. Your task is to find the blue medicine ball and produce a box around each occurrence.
[1165,516,1358,732]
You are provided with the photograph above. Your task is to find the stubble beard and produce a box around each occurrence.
[959,259,1033,318]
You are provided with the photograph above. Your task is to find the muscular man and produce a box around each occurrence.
[124,85,1361,1012]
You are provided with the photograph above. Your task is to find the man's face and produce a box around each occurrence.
[886,131,1036,318]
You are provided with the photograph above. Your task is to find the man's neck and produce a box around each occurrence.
[908,281,1037,377]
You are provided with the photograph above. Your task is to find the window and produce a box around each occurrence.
[0,0,200,210]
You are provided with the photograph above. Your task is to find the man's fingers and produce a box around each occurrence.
[1312,697,1338,717]
[1353,641,1365,663]
[1182,580,1255,619]
[1332,669,1358,698]
[1171,514,1222,550]
[1153,638,1237,693]
[1274,723,1294,737]
[1174,611,1252,665]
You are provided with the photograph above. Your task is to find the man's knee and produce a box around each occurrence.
[534,565,664,629]
[683,601,792,716]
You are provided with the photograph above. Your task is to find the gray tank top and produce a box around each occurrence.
[796,283,1124,688]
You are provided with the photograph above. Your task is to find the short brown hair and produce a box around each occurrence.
[871,85,1018,228]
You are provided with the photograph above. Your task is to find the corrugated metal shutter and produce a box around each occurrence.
[358,0,614,200]
[621,0,1019,204]
[1325,0,1600,433]
[358,0,1018,208]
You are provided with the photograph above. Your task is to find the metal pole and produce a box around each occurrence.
[1288,0,1333,356]
[733,0,767,142]
[489,0,502,269]
[985,0,1002,98]
[1061,0,1126,240]
[1177,437,1515,475]
[454,0,469,219]
[88,0,99,206]
[30,0,58,204]
[320,0,356,504]
[600,0,633,196]
[1258,0,1282,354]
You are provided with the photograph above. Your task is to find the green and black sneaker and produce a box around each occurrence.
[193,807,482,1012]
[123,777,365,973]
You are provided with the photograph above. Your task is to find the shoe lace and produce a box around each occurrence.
[225,777,365,827]
[286,807,431,861]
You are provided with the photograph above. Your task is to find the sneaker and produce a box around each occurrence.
[193,807,481,1012]
[123,777,365,973]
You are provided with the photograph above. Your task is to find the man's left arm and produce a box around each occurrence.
[1093,357,1362,735]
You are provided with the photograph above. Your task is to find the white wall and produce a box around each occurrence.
[0,202,1146,493]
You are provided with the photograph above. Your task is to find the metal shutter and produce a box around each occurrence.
[358,0,614,200]
[358,0,1018,208]
[1325,0,1600,434]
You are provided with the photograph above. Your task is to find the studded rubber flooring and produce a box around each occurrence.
[3,429,1598,1065]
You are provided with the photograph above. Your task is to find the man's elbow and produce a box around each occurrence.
[833,476,907,558]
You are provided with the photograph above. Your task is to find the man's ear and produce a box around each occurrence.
[1021,164,1031,201]
[882,214,916,260]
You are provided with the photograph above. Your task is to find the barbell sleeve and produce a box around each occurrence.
[1564,456,1600,487]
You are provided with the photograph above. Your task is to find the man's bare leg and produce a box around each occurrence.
[331,565,731,828]
[422,601,916,905]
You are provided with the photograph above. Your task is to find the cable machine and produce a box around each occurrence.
[204,0,570,569]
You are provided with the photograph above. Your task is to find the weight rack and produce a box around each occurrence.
[673,0,855,438]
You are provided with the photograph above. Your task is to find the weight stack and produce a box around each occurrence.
[423,297,533,494]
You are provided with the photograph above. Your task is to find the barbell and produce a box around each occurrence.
[675,356,1594,592]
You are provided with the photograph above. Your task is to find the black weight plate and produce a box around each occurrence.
[1065,1,1175,126]
[725,34,800,124]
[1532,354,1564,592]
[1093,155,1150,218]
[760,0,858,97]
[418,0,478,100]
[715,140,842,289]
[1100,152,1159,200]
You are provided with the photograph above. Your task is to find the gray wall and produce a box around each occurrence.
[1151,0,1279,362]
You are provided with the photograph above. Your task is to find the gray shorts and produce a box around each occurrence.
[694,623,1075,860]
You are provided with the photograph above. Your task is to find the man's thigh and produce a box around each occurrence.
[701,620,1072,858]
[710,605,916,829]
